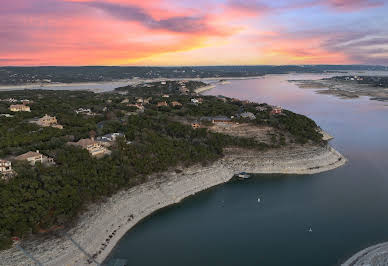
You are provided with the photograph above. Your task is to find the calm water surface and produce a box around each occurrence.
[106,74,388,266]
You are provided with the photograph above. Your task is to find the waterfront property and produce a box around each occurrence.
[31,114,63,129]
[9,104,31,112]
[68,138,111,157]
[15,150,54,166]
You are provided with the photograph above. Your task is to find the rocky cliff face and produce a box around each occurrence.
[0,144,346,266]
[223,144,346,175]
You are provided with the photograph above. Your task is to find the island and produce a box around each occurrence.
[0,80,346,265]
[291,75,388,102]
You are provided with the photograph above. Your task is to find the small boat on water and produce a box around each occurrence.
[237,172,251,179]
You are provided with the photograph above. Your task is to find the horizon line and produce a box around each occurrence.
[1,64,388,68]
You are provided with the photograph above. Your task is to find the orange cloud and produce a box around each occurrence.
[0,0,386,66]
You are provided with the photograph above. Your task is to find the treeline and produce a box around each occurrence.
[0,113,265,250]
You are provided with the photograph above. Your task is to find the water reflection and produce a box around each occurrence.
[106,74,388,266]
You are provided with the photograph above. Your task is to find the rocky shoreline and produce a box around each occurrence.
[342,242,388,265]
[0,144,346,266]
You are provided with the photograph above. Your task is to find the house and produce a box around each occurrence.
[1,98,17,103]
[32,114,63,129]
[179,86,189,93]
[191,122,200,129]
[10,104,31,112]
[191,99,199,104]
[217,96,228,103]
[256,106,267,112]
[270,106,283,115]
[121,98,129,104]
[0,114,14,118]
[161,81,167,85]
[21,99,31,105]
[240,112,256,120]
[15,150,54,166]
[0,160,12,175]
[212,116,232,123]
[75,108,95,116]
[127,103,144,112]
[97,133,125,147]
[162,94,170,98]
[201,116,232,124]
[157,101,168,107]
[68,138,111,157]
[144,97,152,104]
[171,101,182,107]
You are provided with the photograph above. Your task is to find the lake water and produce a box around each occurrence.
[105,74,388,266]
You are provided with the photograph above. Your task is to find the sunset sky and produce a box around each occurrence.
[1,0,387,66]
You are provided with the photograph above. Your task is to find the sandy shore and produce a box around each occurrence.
[342,242,388,265]
[0,144,346,266]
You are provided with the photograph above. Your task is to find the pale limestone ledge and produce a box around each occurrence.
[0,144,346,266]
[342,242,388,266]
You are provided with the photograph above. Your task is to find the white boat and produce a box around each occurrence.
[237,172,251,179]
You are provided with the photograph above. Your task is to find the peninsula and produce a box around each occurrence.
[291,75,388,102]
[0,80,346,265]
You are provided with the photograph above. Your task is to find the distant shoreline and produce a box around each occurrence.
[0,76,264,92]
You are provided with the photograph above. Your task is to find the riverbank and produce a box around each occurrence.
[342,242,388,265]
[0,144,346,266]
